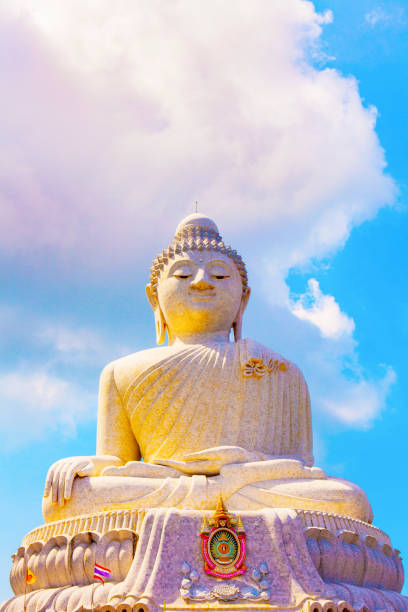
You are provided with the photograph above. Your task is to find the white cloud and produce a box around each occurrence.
[0,370,95,449]
[39,327,95,354]
[0,1,398,431]
[254,299,396,428]
[286,280,395,426]
[0,0,395,272]
[0,301,131,366]
[36,325,131,365]
[321,367,396,426]
[0,307,132,448]
[365,5,405,27]
[366,8,387,26]
[291,278,355,339]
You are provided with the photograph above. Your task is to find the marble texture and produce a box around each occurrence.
[2,508,407,612]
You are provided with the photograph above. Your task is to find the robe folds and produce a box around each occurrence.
[49,338,371,520]
[111,339,313,467]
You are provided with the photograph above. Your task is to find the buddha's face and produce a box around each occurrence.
[156,250,244,340]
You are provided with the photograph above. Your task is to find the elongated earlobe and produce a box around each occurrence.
[233,287,251,342]
[146,284,167,345]
[232,319,242,342]
[154,306,166,345]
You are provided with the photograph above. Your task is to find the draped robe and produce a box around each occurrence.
[44,338,371,521]
[108,339,313,467]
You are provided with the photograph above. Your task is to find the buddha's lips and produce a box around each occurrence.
[189,292,216,300]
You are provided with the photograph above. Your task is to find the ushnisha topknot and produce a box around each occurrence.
[148,213,249,297]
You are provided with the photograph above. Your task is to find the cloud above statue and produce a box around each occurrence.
[0,0,397,433]
[0,0,395,273]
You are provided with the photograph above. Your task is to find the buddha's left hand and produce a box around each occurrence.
[152,445,265,476]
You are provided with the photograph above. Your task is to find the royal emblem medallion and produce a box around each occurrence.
[200,496,246,579]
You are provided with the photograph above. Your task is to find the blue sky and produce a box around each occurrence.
[0,0,407,602]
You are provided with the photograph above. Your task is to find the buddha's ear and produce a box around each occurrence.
[233,286,251,342]
[146,285,166,345]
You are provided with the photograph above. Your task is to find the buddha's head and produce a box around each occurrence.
[146,214,250,344]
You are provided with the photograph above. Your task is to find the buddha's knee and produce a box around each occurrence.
[43,490,71,523]
[271,476,373,523]
[43,475,163,523]
[42,476,95,523]
[328,476,373,523]
[228,476,373,522]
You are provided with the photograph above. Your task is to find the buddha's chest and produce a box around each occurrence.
[126,363,291,456]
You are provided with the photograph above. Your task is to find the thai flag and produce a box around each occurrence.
[93,563,111,585]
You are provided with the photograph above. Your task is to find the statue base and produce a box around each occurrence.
[2,508,407,612]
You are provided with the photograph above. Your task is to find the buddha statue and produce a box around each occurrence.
[42,214,372,524]
[7,212,407,612]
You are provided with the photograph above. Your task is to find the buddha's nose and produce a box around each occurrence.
[190,269,214,290]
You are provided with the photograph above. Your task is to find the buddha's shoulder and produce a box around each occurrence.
[101,345,182,392]
[243,338,304,378]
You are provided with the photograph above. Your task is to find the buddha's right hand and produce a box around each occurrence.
[43,455,123,507]
[153,446,264,475]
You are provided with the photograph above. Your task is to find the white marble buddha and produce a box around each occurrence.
[43,214,372,524]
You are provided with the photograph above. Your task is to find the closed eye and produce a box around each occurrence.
[212,275,230,280]
[174,274,191,279]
